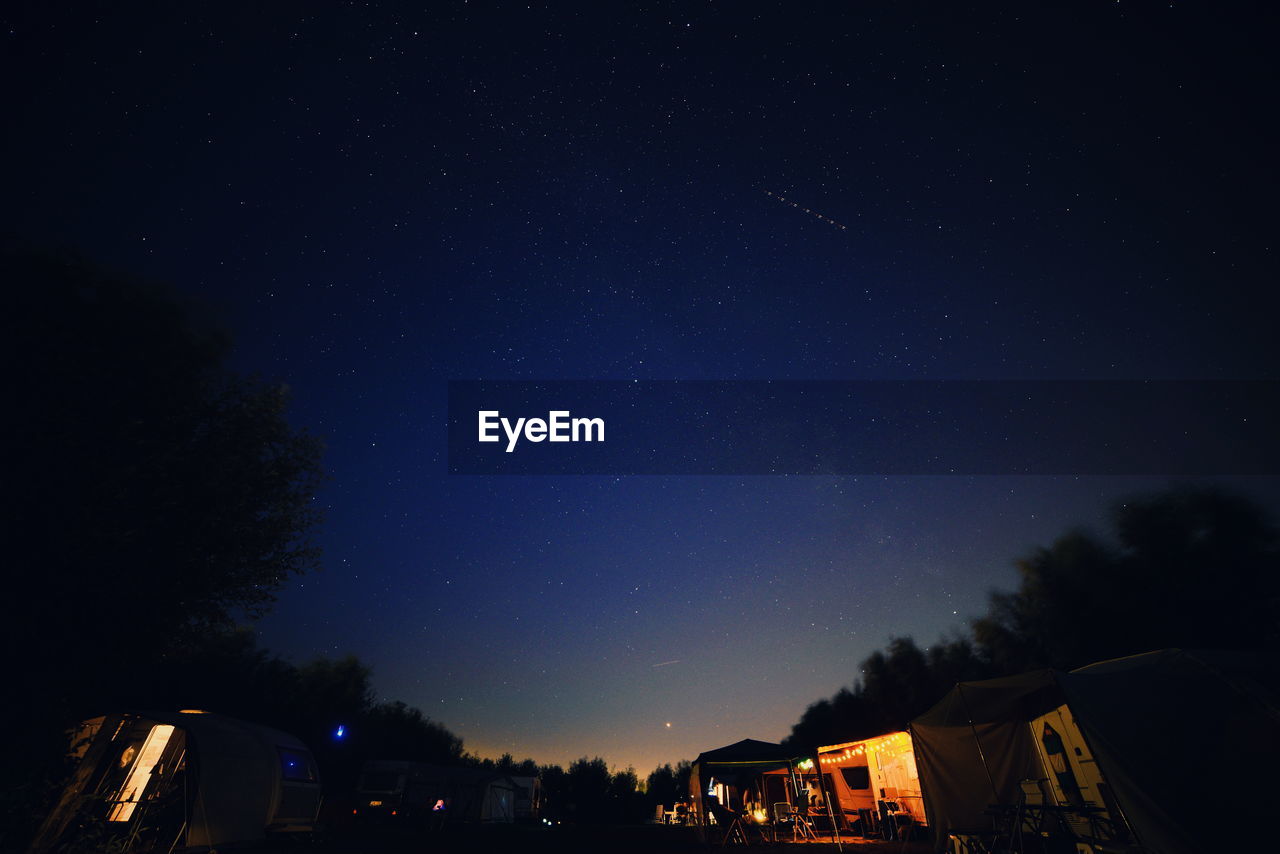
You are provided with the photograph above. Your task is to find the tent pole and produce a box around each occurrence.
[811,749,843,852]
[690,762,705,844]
[957,684,1001,805]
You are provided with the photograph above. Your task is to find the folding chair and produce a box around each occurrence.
[709,803,750,846]
[773,802,817,841]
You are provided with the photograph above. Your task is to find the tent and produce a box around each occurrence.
[688,738,841,845]
[507,774,542,821]
[909,649,1280,854]
[355,760,518,823]
[29,710,321,853]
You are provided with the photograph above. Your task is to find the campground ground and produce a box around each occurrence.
[307,824,932,854]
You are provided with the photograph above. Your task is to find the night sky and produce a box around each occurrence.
[6,3,1279,774]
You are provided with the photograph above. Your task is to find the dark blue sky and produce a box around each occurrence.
[6,2,1278,772]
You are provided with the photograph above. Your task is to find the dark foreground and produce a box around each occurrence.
[303,824,932,854]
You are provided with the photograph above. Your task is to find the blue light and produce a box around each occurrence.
[335,725,346,739]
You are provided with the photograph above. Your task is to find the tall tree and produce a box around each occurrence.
[785,486,1278,750]
[973,485,1280,672]
[565,757,613,823]
[646,763,678,808]
[538,764,568,821]
[645,759,693,813]
[6,248,325,705]
[2,248,326,833]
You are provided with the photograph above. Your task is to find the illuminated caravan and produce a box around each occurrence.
[29,711,321,853]
[818,731,926,837]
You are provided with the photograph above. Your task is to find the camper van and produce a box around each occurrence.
[819,731,926,838]
[29,710,322,853]
[354,760,517,824]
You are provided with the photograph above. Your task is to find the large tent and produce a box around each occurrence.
[688,738,841,844]
[29,710,322,853]
[909,649,1280,854]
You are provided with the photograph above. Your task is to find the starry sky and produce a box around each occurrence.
[5,3,1279,774]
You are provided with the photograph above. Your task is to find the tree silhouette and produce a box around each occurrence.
[645,763,678,808]
[538,764,569,821]
[644,759,693,816]
[490,753,540,776]
[566,757,613,823]
[3,247,325,840]
[6,248,324,697]
[608,766,645,822]
[786,485,1279,749]
[974,485,1280,672]
[783,635,990,751]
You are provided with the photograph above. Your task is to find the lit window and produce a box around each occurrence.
[108,725,176,822]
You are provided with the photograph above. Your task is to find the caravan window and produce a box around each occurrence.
[278,748,317,783]
[840,766,871,790]
[108,724,177,822]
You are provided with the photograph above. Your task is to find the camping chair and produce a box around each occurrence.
[1020,780,1135,854]
[1008,778,1085,854]
[891,805,918,850]
[855,806,879,839]
[877,800,899,841]
[1018,779,1052,832]
[709,803,752,846]
[774,802,817,841]
[948,834,997,854]
[772,802,794,839]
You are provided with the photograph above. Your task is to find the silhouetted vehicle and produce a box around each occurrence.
[354,760,518,825]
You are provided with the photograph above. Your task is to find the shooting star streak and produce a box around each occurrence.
[763,189,848,230]
[652,659,682,668]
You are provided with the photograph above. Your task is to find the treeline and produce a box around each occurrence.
[152,631,657,823]
[0,247,677,841]
[470,755,692,823]
[143,629,465,792]
[781,485,1280,751]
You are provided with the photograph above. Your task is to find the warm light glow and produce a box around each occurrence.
[818,733,903,766]
[108,725,176,822]
[178,709,208,714]
[752,809,768,823]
